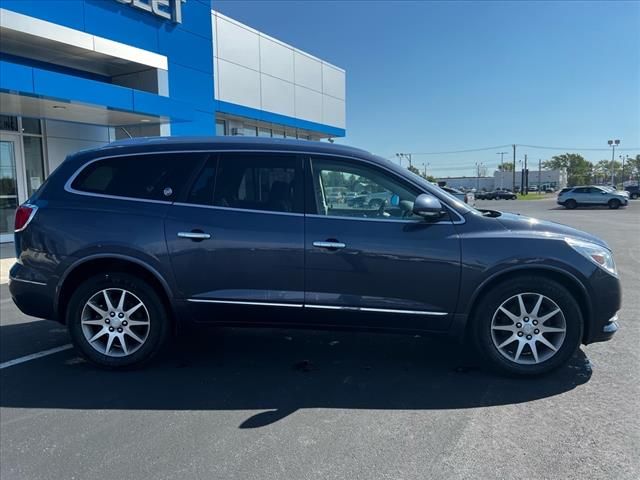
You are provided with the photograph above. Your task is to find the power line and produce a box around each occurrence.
[405,145,512,155]
[518,144,639,152]
[386,144,639,157]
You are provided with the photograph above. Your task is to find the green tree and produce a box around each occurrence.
[497,163,514,172]
[542,153,593,186]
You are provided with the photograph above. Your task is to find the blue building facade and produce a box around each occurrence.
[0,0,346,240]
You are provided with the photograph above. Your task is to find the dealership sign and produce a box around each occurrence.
[115,0,186,24]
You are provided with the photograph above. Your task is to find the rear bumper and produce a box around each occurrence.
[8,263,57,321]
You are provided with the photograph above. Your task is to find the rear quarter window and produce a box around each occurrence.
[70,153,206,201]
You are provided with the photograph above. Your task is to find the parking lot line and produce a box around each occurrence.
[0,344,73,370]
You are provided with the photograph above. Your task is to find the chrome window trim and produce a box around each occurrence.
[8,276,47,286]
[187,298,448,316]
[173,202,305,218]
[62,149,466,223]
[187,299,303,308]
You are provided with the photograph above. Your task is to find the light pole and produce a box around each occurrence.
[608,139,620,186]
[423,162,430,178]
[496,151,507,189]
[620,154,629,184]
[475,162,484,191]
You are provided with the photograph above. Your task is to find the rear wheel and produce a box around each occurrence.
[67,272,170,368]
[565,199,577,209]
[473,276,582,376]
[608,199,621,209]
[631,193,639,200]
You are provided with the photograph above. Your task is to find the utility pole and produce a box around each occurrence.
[475,162,483,191]
[608,139,620,186]
[423,162,430,178]
[512,144,517,192]
[538,159,542,194]
[497,151,507,189]
[521,154,528,196]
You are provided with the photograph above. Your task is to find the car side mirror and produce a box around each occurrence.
[412,194,444,220]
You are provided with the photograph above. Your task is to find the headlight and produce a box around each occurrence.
[565,237,617,276]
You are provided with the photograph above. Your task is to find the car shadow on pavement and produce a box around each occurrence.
[0,323,593,428]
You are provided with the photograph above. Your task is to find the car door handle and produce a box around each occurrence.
[313,241,346,249]
[177,231,211,240]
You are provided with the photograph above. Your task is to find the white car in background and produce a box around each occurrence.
[440,186,475,206]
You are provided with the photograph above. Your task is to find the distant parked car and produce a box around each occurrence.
[486,190,517,200]
[475,190,490,200]
[557,186,629,209]
[348,190,393,209]
[624,185,639,199]
[440,186,475,206]
[527,186,539,192]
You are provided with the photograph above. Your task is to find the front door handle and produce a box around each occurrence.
[313,241,346,249]
[177,231,211,241]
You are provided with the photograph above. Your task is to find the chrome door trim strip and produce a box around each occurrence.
[187,298,448,316]
[172,202,305,218]
[187,299,303,308]
[8,276,47,286]
[305,304,448,316]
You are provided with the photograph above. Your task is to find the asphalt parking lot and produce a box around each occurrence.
[1,197,638,480]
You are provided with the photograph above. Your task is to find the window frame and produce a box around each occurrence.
[304,155,430,222]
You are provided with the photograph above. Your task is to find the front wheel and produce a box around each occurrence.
[631,193,639,200]
[67,272,170,368]
[608,199,621,209]
[473,277,583,376]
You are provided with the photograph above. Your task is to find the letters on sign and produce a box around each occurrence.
[115,0,186,24]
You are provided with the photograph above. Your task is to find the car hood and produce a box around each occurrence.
[495,212,610,249]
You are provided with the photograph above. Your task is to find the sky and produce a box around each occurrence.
[215,0,640,177]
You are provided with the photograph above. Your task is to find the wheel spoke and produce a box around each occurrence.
[105,333,116,354]
[529,340,539,363]
[125,302,144,316]
[89,328,108,343]
[126,319,149,326]
[492,324,516,332]
[541,325,565,333]
[537,335,558,352]
[539,308,560,323]
[117,290,126,311]
[514,339,526,361]
[124,328,144,344]
[517,294,527,317]
[82,319,105,326]
[531,295,544,317]
[498,306,520,323]
[103,291,115,311]
[119,335,128,355]
[86,302,107,317]
[497,334,518,348]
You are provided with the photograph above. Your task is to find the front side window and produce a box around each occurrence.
[212,153,303,213]
[310,157,419,220]
[71,153,205,201]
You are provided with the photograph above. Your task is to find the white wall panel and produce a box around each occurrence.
[295,86,323,124]
[46,137,108,171]
[217,59,261,109]
[322,95,346,129]
[44,119,110,142]
[215,16,260,71]
[322,64,345,100]
[294,52,322,92]
[261,74,295,117]
[260,37,294,82]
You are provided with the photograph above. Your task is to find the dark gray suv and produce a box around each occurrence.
[10,137,620,375]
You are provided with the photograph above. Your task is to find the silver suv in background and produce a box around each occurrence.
[557,186,629,210]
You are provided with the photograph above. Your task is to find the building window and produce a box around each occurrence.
[0,115,19,132]
[216,120,226,136]
[21,118,42,135]
[23,136,46,196]
[258,128,271,137]
[243,126,257,136]
[272,130,284,139]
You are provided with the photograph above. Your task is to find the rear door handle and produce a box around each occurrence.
[177,231,211,241]
[313,241,346,249]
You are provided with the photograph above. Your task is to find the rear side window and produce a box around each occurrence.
[211,153,303,213]
[71,153,206,201]
[572,187,589,194]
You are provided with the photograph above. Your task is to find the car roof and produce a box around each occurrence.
[74,136,372,161]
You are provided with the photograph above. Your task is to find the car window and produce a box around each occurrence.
[572,187,589,194]
[71,153,205,201]
[309,157,419,220]
[213,153,303,214]
[186,156,218,205]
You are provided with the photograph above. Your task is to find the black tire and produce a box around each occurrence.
[565,199,577,209]
[472,276,583,376]
[631,193,639,200]
[67,272,170,369]
[608,199,620,209]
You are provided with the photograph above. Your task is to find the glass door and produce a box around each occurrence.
[0,133,26,243]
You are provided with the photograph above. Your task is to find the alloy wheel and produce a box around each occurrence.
[80,288,151,357]
[490,292,566,365]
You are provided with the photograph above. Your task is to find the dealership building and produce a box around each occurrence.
[0,0,346,241]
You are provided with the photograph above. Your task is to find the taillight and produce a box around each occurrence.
[14,204,38,232]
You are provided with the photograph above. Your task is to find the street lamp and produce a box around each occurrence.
[608,139,620,186]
